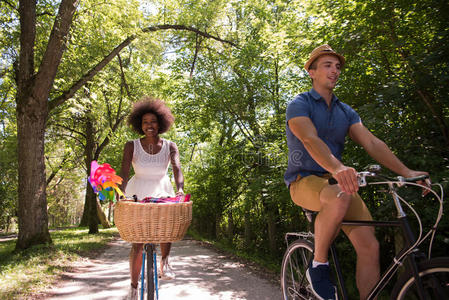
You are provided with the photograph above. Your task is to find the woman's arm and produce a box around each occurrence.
[119,141,134,193]
[169,141,184,195]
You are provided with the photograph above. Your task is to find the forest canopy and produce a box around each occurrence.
[1,1,448,289]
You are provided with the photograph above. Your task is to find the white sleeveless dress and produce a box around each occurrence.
[125,138,175,199]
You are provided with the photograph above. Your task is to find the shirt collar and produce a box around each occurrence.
[310,88,339,104]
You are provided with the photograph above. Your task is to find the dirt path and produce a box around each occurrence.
[43,238,282,300]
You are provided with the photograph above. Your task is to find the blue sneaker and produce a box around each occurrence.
[306,261,337,300]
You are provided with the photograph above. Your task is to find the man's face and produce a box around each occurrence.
[308,55,341,90]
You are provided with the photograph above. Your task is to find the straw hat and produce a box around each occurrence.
[304,44,345,71]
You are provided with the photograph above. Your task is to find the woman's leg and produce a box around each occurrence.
[160,242,171,260]
[160,242,173,278]
[129,243,143,288]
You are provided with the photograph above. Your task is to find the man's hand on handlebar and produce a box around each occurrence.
[332,166,359,195]
[403,170,431,196]
[330,166,431,197]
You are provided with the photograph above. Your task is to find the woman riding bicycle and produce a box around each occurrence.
[119,97,185,300]
[284,44,428,300]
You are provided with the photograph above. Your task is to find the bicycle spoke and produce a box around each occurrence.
[281,240,314,300]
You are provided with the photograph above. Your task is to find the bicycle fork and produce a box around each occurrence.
[141,244,159,300]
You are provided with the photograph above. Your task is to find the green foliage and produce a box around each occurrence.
[0,97,17,232]
[1,0,448,296]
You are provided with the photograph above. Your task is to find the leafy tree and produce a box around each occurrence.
[5,0,236,249]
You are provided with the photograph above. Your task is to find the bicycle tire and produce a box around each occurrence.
[281,239,315,300]
[390,257,449,300]
[145,245,155,300]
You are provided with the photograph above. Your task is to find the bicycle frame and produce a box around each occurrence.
[281,168,442,300]
[329,182,429,300]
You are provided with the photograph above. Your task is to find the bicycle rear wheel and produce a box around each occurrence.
[281,239,315,300]
[391,257,449,300]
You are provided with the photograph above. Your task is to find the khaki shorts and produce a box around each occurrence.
[289,174,373,235]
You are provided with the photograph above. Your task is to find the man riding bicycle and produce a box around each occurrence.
[284,44,428,300]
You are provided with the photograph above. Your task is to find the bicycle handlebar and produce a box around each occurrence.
[397,175,429,182]
[328,166,429,187]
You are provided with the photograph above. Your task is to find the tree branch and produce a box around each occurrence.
[17,0,37,96]
[46,154,70,185]
[2,0,17,10]
[117,53,131,97]
[48,34,135,111]
[48,23,236,112]
[34,0,79,102]
[190,34,202,78]
[53,122,86,139]
[142,24,237,47]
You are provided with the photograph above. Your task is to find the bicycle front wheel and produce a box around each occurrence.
[281,239,315,300]
[144,244,155,300]
[391,257,449,300]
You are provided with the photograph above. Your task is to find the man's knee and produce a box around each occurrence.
[320,186,352,213]
[354,231,379,259]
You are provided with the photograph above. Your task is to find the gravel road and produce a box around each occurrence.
[43,238,282,300]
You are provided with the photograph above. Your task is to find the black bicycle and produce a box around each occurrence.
[281,165,449,299]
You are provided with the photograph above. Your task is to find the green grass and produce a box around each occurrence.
[0,227,118,300]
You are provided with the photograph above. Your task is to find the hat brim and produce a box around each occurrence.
[304,53,345,71]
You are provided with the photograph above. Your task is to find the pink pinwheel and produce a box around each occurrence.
[88,161,125,202]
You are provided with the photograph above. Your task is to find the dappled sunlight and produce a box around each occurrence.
[43,238,281,299]
[45,239,130,299]
[157,239,281,299]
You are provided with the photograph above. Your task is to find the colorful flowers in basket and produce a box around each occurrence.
[140,194,191,203]
[88,160,125,203]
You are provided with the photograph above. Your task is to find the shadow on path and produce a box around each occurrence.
[43,238,282,300]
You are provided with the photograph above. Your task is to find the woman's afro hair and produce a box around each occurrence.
[127,97,175,135]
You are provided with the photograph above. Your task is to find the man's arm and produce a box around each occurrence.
[288,116,359,194]
[348,122,428,178]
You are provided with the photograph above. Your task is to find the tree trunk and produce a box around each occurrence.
[244,211,252,248]
[79,196,89,226]
[227,210,234,242]
[15,0,79,250]
[6,215,11,233]
[266,209,277,255]
[86,181,99,234]
[107,202,112,223]
[85,115,99,234]
[15,98,52,249]
[96,199,110,228]
[261,195,278,256]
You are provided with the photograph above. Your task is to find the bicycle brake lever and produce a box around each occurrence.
[358,174,367,187]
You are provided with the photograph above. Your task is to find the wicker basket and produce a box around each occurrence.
[114,201,192,243]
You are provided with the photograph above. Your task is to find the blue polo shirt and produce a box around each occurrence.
[284,88,361,187]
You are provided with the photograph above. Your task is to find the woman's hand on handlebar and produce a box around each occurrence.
[332,166,359,195]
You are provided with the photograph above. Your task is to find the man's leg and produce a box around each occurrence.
[305,184,351,299]
[314,184,352,263]
[346,226,380,300]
